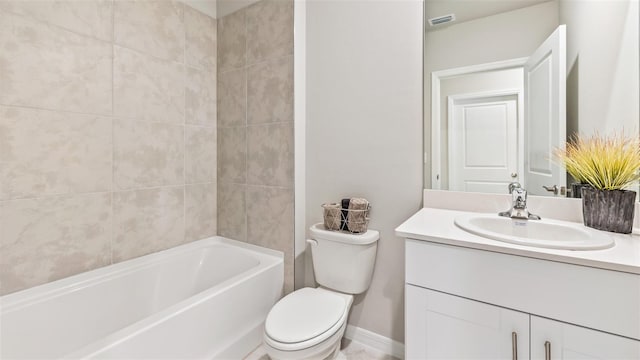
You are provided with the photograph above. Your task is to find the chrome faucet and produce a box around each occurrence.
[498,182,541,220]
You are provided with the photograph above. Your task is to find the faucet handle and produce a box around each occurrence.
[508,182,522,194]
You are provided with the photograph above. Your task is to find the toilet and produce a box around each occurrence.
[263,223,379,360]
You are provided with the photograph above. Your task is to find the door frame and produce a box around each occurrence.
[431,57,528,189]
[447,90,524,192]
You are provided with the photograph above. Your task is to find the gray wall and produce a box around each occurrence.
[305,0,424,342]
[561,0,639,136]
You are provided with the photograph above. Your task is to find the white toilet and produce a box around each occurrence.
[263,223,379,360]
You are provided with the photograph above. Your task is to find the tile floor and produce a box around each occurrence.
[244,339,399,360]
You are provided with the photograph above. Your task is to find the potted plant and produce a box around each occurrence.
[555,133,640,234]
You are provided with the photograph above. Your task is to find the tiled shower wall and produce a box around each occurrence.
[0,1,217,295]
[217,0,295,292]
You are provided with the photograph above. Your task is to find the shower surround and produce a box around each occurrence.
[216,0,295,293]
[0,1,217,295]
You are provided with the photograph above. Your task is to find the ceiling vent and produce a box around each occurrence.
[428,14,456,27]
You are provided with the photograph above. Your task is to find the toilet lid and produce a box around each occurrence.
[265,288,347,344]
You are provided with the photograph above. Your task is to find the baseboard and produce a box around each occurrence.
[344,325,405,359]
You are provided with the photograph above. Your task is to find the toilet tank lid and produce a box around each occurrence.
[310,223,379,245]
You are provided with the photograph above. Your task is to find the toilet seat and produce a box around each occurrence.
[264,288,350,351]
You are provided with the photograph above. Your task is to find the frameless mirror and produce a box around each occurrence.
[423,0,639,197]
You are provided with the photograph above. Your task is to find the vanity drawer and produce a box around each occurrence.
[405,239,640,340]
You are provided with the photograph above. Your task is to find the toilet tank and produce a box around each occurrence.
[309,223,379,294]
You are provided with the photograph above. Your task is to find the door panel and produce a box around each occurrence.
[524,25,566,195]
[406,285,530,360]
[449,95,518,194]
[531,316,640,360]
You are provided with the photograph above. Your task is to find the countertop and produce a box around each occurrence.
[396,207,640,275]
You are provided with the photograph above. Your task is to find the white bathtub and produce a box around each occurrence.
[0,237,283,359]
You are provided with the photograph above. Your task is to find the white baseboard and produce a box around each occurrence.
[344,325,405,359]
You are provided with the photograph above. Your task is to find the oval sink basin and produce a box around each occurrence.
[454,214,615,250]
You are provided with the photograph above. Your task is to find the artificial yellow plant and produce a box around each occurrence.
[555,132,640,191]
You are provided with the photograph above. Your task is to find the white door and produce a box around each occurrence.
[524,25,566,196]
[448,94,519,194]
[531,316,640,360]
[405,285,530,360]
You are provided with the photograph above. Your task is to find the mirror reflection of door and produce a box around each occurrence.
[449,94,519,194]
[524,25,566,196]
[432,25,566,195]
[424,0,639,197]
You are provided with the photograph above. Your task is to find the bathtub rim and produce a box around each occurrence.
[62,238,284,359]
[0,236,283,313]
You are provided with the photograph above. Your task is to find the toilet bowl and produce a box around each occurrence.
[263,287,353,360]
[263,224,379,360]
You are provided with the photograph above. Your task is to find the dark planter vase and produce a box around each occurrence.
[571,182,590,198]
[581,187,636,234]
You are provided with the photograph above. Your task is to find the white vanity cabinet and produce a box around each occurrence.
[406,284,640,360]
[530,316,640,360]
[406,285,530,359]
[404,239,640,360]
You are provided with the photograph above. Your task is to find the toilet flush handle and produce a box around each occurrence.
[306,239,318,246]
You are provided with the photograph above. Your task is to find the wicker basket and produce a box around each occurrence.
[321,203,370,234]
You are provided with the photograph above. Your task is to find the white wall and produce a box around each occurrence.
[561,0,639,136]
[305,0,424,342]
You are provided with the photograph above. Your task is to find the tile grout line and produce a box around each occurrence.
[0,102,215,128]
[218,52,293,75]
[0,182,215,204]
[244,8,250,242]
[110,0,116,266]
[183,3,188,244]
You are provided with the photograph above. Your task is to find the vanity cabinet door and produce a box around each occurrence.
[530,316,640,360]
[406,285,530,360]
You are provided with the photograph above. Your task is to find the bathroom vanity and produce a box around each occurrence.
[397,208,640,359]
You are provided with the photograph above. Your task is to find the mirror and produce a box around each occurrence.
[423,0,639,197]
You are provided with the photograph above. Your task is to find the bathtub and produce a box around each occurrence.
[0,237,283,359]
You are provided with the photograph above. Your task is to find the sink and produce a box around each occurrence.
[454,214,615,250]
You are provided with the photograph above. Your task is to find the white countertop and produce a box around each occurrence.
[396,207,640,275]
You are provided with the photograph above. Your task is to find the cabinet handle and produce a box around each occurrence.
[511,332,518,360]
[544,341,551,360]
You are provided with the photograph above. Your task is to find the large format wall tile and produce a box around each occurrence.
[186,67,217,127]
[114,46,185,124]
[0,1,219,295]
[218,126,247,184]
[0,193,112,295]
[246,186,294,293]
[217,182,246,241]
[114,0,184,63]
[112,186,185,262]
[246,0,293,64]
[0,13,112,115]
[186,6,217,71]
[0,106,112,200]
[186,126,217,184]
[217,68,246,128]
[186,182,216,241]
[114,119,184,190]
[217,8,246,72]
[248,56,293,124]
[247,123,294,187]
[0,0,113,41]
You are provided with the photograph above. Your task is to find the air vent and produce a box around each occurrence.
[428,14,456,27]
